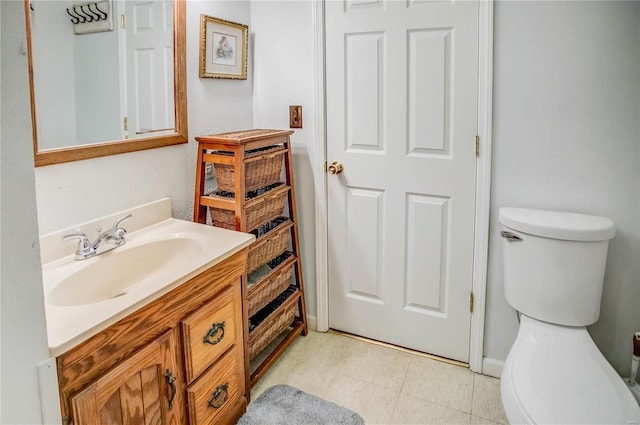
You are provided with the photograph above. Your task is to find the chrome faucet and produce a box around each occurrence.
[63,214,132,260]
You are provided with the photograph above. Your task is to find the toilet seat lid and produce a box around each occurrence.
[507,316,640,424]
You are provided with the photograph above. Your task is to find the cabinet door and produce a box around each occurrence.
[71,329,184,425]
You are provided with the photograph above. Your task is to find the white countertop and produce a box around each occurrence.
[40,198,254,357]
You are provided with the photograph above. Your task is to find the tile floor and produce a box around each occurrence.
[250,330,509,425]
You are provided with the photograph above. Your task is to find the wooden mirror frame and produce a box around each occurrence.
[25,0,188,167]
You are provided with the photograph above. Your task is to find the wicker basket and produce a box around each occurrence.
[248,254,296,317]
[247,221,292,274]
[214,145,285,193]
[210,187,288,232]
[248,289,299,360]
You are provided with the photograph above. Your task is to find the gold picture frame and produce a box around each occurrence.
[199,15,248,80]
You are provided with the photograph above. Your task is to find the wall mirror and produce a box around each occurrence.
[25,0,187,167]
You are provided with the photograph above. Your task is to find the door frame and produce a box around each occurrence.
[312,0,494,373]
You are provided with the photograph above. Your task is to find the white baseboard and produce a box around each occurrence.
[482,357,504,378]
[306,314,317,331]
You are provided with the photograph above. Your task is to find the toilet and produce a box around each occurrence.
[499,207,640,424]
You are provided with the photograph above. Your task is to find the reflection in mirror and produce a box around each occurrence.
[26,0,187,166]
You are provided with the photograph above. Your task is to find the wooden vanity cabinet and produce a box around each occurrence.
[56,249,249,425]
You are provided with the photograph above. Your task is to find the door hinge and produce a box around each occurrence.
[121,14,126,28]
[475,135,480,157]
[123,116,128,131]
[469,292,474,313]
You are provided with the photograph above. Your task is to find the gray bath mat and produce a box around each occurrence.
[237,384,365,425]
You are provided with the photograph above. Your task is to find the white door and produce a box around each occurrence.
[124,0,174,137]
[326,0,479,362]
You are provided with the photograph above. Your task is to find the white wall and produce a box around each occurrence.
[487,1,640,375]
[1,2,50,423]
[250,0,318,317]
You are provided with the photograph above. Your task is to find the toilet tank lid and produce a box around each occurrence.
[499,208,615,241]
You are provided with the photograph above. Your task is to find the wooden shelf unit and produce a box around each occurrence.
[193,129,308,391]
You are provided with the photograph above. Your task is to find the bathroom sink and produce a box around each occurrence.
[47,238,202,307]
[40,203,255,356]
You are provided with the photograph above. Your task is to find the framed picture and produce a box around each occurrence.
[199,15,248,79]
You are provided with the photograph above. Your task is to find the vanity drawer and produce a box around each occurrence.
[182,280,241,384]
[186,345,245,425]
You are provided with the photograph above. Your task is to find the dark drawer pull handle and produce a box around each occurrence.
[164,369,177,411]
[207,383,229,409]
[203,321,225,345]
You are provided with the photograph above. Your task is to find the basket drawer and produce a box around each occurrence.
[210,185,289,232]
[247,252,296,317]
[248,286,299,360]
[186,345,245,425]
[247,220,292,274]
[214,145,285,193]
[181,282,241,384]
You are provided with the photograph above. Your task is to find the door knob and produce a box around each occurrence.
[328,161,344,175]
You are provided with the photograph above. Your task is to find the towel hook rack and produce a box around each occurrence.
[66,1,112,32]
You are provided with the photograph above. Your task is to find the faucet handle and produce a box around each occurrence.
[63,231,90,244]
[112,227,127,245]
[114,213,133,229]
[112,214,132,245]
[63,232,96,260]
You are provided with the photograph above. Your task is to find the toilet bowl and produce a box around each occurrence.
[499,207,640,425]
[502,315,640,424]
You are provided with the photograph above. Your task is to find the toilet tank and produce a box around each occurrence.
[499,208,615,327]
